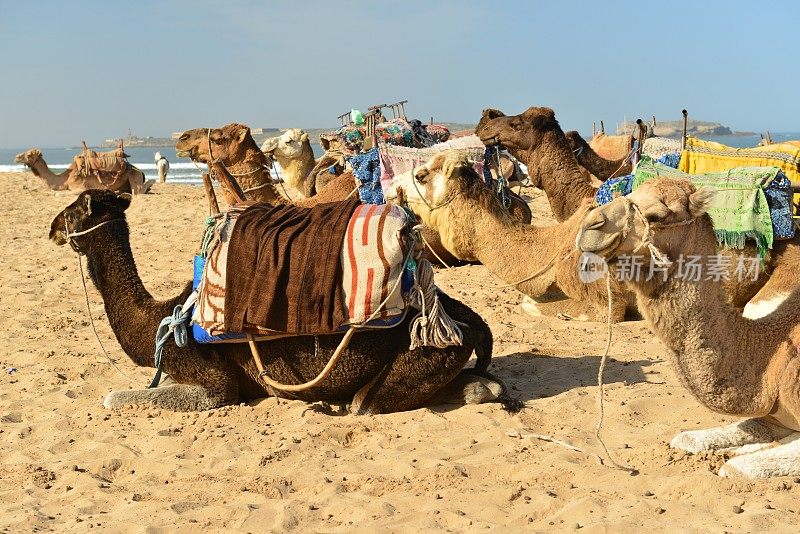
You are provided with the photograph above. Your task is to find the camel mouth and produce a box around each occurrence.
[577,231,622,259]
[175,148,194,158]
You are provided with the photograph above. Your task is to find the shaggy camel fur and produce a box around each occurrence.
[15,148,152,194]
[261,128,318,197]
[476,106,800,315]
[175,123,532,267]
[49,189,514,413]
[564,130,632,180]
[577,177,800,478]
[385,152,628,322]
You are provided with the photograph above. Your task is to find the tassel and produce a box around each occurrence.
[407,258,463,350]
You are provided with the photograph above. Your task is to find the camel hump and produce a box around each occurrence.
[73,145,131,178]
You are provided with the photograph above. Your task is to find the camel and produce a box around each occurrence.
[175,123,356,208]
[476,106,800,316]
[14,148,152,194]
[49,189,516,413]
[175,123,532,266]
[385,152,628,322]
[260,129,318,198]
[564,130,631,180]
[576,177,800,478]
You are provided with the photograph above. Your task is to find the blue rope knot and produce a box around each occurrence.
[148,304,191,388]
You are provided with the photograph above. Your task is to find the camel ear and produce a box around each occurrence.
[482,108,505,120]
[300,132,309,143]
[689,187,715,217]
[236,125,251,143]
[84,195,93,216]
[320,136,331,151]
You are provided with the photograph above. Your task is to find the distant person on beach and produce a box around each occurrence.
[155,151,169,182]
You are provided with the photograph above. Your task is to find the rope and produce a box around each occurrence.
[75,251,138,385]
[594,273,637,473]
[148,294,196,388]
[407,257,463,349]
[273,164,294,201]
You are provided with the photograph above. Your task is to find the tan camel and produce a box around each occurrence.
[175,123,357,208]
[260,128,318,197]
[49,189,517,413]
[15,148,152,194]
[476,106,800,315]
[576,177,800,478]
[564,130,632,180]
[385,152,628,322]
[175,123,532,266]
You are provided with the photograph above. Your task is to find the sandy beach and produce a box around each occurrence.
[1,171,798,532]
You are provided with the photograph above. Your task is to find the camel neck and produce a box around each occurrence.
[576,143,631,180]
[514,131,597,221]
[30,158,68,188]
[81,220,189,367]
[227,147,288,205]
[439,195,579,295]
[274,146,315,195]
[631,218,792,416]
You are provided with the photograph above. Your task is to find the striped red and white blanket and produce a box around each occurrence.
[192,203,411,340]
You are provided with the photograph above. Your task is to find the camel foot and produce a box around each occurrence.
[138,179,156,194]
[718,433,800,478]
[670,418,792,454]
[103,384,229,412]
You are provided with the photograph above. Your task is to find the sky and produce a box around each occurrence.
[1,0,799,147]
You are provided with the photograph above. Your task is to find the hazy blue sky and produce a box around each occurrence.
[2,0,799,147]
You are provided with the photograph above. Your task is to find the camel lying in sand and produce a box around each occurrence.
[50,189,514,413]
[577,177,800,478]
[386,152,628,322]
[175,123,532,266]
[476,106,800,318]
[15,148,152,194]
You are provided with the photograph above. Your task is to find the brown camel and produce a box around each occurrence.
[261,128,318,198]
[15,148,152,194]
[386,152,628,322]
[476,106,800,313]
[49,189,515,413]
[175,123,532,266]
[175,123,357,208]
[577,177,800,478]
[564,130,632,180]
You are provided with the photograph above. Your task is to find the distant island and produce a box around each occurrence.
[614,119,755,138]
[99,119,754,148]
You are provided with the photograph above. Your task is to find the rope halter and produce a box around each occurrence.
[64,218,119,254]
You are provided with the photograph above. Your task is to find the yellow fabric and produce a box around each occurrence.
[679,136,800,182]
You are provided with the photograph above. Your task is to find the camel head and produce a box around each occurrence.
[174,123,256,165]
[564,130,588,153]
[14,148,43,167]
[386,151,509,258]
[261,128,310,160]
[576,178,714,266]
[476,106,560,151]
[50,189,131,247]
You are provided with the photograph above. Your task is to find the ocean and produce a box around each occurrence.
[0,144,324,185]
[2,134,799,184]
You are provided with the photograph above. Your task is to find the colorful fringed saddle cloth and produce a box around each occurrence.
[595,157,794,257]
[191,203,414,344]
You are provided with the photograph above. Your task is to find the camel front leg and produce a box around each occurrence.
[670,418,793,454]
[719,433,800,478]
[103,384,233,412]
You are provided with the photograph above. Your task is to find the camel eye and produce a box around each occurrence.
[179,134,189,141]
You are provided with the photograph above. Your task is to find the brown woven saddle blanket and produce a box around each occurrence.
[224,197,361,335]
[73,143,131,180]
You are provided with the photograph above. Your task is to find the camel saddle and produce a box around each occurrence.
[191,200,414,343]
[73,141,131,184]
